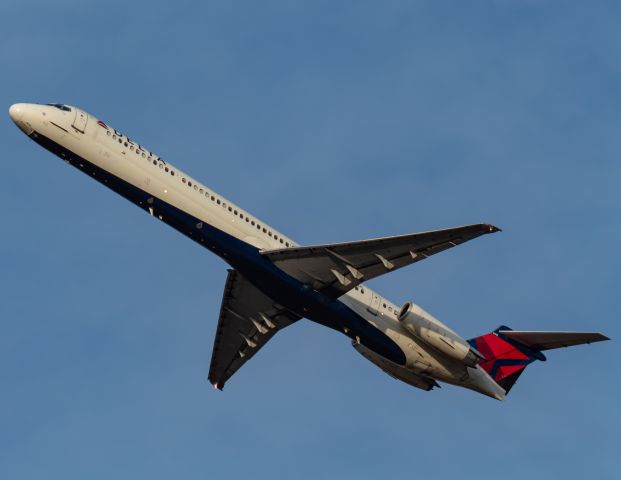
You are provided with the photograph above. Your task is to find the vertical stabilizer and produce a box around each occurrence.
[468,326,542,394]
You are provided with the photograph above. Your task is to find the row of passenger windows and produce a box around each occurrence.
[106,129,292,248]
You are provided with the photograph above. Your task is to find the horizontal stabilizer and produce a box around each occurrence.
[497,330,609,351]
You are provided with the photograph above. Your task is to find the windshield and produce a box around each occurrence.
[46,103,72,112]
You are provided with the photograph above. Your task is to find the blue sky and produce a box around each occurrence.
[1,1,619,478]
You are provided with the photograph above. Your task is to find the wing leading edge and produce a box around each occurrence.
[208,270,301,389]
[261,223,500,298]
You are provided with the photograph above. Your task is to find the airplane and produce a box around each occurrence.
[9,102,609,400]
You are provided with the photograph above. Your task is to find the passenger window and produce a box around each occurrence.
[200,188,203,194]
[165,167,169,172]
[153,160,157,165]
[171,171,175,176]
[182,178,186,184]
[159,164,163,169]
[188,182,192,187]
[217,199,221,205]
[130,145,134,151]
[194,185,198,190]
[106,131,111,136]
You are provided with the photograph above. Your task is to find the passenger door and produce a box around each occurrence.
[72,108,88,133]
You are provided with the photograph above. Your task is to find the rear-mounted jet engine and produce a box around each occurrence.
[397,301,483,367]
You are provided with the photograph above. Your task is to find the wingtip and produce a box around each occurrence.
[587,333,611,343]
[208,376,224,391]
[483,223,502,233]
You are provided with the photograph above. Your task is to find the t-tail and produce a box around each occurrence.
[468,326,609,396]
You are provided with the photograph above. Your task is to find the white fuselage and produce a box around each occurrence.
[9,103,506,400]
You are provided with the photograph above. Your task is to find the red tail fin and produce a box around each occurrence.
[468,326,544,394]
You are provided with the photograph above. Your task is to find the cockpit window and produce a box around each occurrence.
[46,103,72,112]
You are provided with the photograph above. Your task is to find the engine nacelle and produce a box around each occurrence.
[352,342,437,391]
[398,301,479,366]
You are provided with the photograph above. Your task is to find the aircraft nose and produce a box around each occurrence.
[9,103,25,123]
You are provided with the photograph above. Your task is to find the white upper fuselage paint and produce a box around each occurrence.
[9,103,505,400]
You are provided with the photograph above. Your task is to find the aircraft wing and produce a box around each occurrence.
[208,269,301,389]
[261,223,500,298]
[498,330,610,351]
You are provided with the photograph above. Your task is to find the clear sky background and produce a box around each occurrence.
[1,1,619,478]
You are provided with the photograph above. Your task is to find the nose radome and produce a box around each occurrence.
[9,103,25,123]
